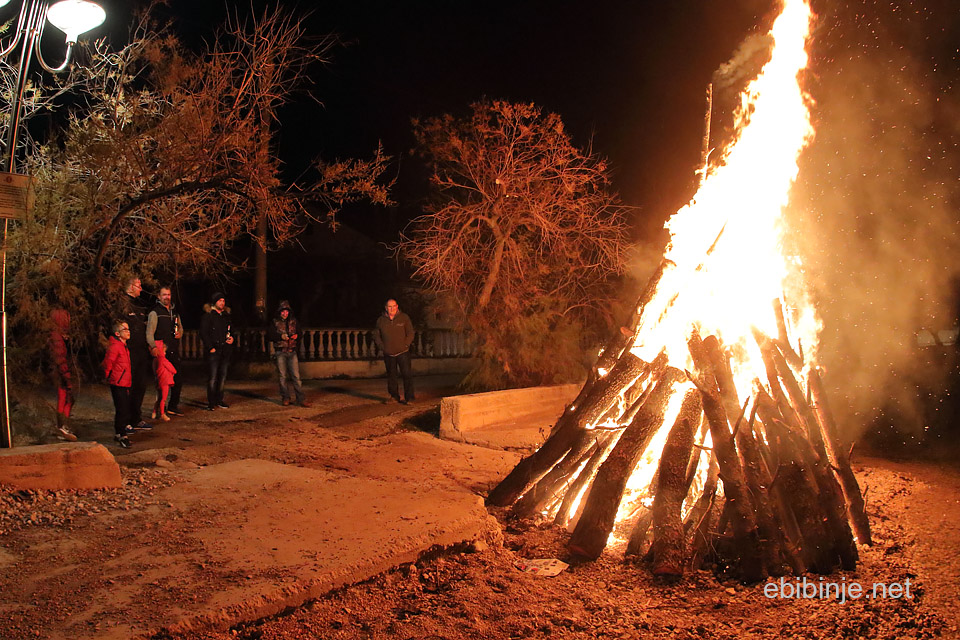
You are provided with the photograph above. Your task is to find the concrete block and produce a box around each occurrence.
[0,442,122,490]
[440,383,581,450]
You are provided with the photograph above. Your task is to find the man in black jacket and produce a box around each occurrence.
[268,300,309,407]
[119,276,152,430]
[200,292,234,410]
[146,286,183,415]
[373,299,415,404]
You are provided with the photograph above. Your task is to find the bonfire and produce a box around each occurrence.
[487,0,870,583]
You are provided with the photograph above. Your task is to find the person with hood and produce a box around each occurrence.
[373,298,416,404]
[48,308,77,441]
[200,292,234,410]
[269,300,309,407]
[146,286,183,416]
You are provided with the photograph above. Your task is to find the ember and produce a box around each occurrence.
[487,0,871,582]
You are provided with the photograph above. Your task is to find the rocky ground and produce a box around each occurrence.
[2,377,959,639]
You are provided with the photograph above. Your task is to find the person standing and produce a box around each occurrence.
[269,300,309,407]
[119,276,152,431]
[48,308,77,441]
[103,321,134,448]
[152,340,177,421]
[373,299,415,404]
[146,286,183,416]
[200,292,234,410]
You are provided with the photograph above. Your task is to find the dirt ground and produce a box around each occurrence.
[3,376,959,640]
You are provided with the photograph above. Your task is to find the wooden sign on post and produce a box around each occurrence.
[0,172,35,220]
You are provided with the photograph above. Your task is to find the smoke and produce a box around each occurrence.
[789,0,960,439]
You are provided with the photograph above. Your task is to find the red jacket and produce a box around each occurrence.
[153,340,177,388]
[103,336,132,387]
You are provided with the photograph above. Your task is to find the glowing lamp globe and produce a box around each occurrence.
[47,0,106,43]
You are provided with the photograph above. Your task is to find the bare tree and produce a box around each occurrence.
[400,100,628,388]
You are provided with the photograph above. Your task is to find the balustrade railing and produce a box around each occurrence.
[178,328,472,361]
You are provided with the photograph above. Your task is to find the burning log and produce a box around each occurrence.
[568,367,683,560]
[651,390,703,578]
[688,334,766,582]
[808,368,872,545]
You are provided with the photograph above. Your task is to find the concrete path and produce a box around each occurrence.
[0,376,521,639]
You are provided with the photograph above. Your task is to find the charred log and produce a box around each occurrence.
[568,367,683,560]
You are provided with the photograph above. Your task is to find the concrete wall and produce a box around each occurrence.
[439,383,581,451]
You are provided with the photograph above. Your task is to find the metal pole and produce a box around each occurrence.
[0,0,46,448]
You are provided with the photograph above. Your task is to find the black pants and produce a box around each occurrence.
[206,349,230,408]
[110,385,131,435]
[129,348,150,425]
[384,351,414,401]
[165,350,183,412]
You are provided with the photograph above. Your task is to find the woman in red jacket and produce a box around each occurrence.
[103,321,134,448]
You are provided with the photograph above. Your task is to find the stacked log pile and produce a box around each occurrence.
[486,277,871,582]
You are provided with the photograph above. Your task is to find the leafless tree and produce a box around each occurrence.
[400,100,628,388]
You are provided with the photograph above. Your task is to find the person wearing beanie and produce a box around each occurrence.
[199,292,234,410]
[268,300,309,407]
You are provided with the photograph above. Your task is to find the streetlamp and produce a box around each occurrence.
[0,0,106,448]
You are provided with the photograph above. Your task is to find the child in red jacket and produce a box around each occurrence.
[152,340,177,422]
[103,321,133,448]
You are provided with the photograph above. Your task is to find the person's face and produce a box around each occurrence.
[280,309,289,319]
[159,288,171,306]
[385,301,398,319]
[215,298,226,312]
[127,279,142,297]
[117,324,131,340]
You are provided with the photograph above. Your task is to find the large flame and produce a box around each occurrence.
[631,0,817,393]
[553,0,818,532]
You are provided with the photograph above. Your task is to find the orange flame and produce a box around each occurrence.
[631,0,817,393]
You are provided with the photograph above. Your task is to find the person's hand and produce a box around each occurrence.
[226,336,234,345]
[209,348,216,353]
[174,328,182,339]
[281,333,289,341]
[290,334,298,340]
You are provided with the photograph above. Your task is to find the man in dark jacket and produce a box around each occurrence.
[118,276,152,430]
[269,300,309,407]
[200,292,234,410]
[146,286,183,415]
[373,298,415,404]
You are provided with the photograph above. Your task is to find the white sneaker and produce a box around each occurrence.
[57,426,78,442]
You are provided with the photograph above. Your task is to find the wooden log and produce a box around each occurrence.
[651,390,704,578]
[625,508,654,558]
[568,367,683,560]
[809,368,872,545]
[688,334,766,582]
[553,437,609,527]
[703,337,791,575]
[486,352,648,507]
[767,346,858,569]
[772,298,803,369]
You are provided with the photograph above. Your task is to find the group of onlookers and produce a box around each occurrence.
[52,280,418,448]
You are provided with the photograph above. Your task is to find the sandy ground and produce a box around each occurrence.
[2,376,959,639]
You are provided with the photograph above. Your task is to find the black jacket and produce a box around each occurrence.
[119,293,150,356]
[200,309,232,353]
[147,301,181,354]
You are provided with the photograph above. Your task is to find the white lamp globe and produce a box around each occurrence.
[0,0,11,10]
[47,0,106,44]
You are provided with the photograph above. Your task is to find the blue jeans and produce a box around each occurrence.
[276,351,304,402]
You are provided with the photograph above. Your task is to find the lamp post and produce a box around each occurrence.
[0,0,106,448]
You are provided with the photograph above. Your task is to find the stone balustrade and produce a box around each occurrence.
[179,328,471,361]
